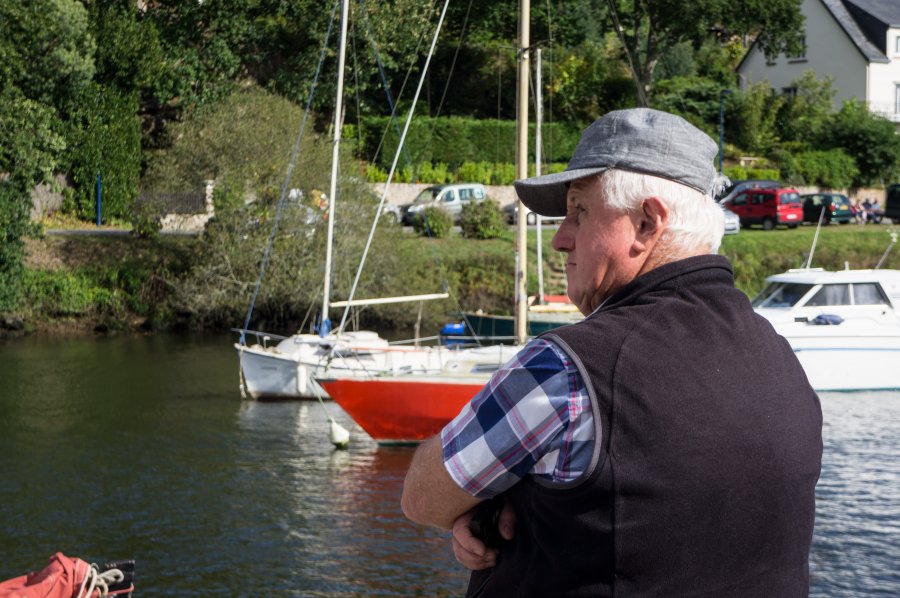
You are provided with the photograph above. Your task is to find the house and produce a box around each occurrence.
[737,0,900,122]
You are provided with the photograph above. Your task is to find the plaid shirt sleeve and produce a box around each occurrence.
[440,338,594,499]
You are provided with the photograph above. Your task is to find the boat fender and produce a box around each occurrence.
[297,364,308,394]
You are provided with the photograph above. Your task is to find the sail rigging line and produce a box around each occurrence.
[428,0,474,126]
[334,0,453,338]
[357,0,413,170]
[605,0,649,107]
[368,4,432,168]
[237,0,340,347]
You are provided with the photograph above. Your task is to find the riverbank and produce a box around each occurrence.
[4,222,899,337]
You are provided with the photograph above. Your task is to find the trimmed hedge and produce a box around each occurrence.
[365,160,568,185]
[349,116,582,169]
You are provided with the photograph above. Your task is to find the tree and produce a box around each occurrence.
[776,71,836,145]
[0,0,95,107]
[605,0,804,105]
[0,88,65,311]
[818,101,900,187]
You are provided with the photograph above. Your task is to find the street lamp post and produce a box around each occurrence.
[718,89,732,173]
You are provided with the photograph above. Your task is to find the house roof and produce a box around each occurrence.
[845,0,900,27]
[820,0,889,63]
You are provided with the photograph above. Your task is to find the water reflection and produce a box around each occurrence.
[0,336,897,596]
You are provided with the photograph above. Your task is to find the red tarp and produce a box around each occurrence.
[0,552,92,598]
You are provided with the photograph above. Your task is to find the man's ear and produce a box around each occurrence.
[636,196,668,242]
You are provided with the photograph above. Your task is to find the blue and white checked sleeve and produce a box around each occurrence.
[440,338,594,499]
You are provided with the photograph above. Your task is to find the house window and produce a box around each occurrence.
[895,36,900,55]
[782,86,798,98]
[895,84,900,114]
[787,36,807,61]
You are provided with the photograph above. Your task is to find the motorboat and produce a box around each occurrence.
[752,267,900,325]
[768,315,900,391]
[753,267,900,391]
[317,345,520,443]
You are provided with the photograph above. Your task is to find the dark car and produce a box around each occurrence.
[502,202,537,225]
[886,184,900,224]
[801,193,854,225]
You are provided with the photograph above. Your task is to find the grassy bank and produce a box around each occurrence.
[5,223,899,337]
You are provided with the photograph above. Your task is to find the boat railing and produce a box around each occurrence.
[232,328,289,347]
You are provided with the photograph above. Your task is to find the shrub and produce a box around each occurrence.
[413,206,453,238]
[460,200,505,239]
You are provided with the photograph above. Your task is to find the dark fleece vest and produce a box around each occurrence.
[466,255,822,598]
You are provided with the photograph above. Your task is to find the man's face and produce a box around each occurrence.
[551,176,643,315]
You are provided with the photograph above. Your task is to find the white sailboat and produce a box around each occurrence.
[318,0,537,441]
[235,0,452,400]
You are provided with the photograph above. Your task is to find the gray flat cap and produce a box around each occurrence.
[515,108,719,217]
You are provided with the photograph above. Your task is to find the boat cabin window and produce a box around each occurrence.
[805,284,850,306]
[851,283,890,305]
[752,282,814,307]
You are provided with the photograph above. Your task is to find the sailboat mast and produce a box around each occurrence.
[535,47,544,306]
[514,0,530,345]
[320,0,351,336]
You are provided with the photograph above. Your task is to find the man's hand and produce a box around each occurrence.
[451,500,517,570]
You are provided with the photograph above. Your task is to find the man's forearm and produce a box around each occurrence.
[401,435,480,530]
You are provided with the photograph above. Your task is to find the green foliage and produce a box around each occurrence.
[548,39,635,122]
[459,200,506,240]
[143,85,332,203]
[64,84,141,221]
[732,82,785,154]
[413,207,453,238]
[0,85,63,313]
[0,0,96,106]
[776,71,836,145]
[20,269,104,316]
[816,100,900,187]
[723,166,781,181]
[355,116,582,168]
[775,149,858,189]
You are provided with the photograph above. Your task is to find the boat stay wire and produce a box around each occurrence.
[335,0,453,337]
[238,0,340,347]
[357,0,412,169]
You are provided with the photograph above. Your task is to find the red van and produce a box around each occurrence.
[723,187,803,230]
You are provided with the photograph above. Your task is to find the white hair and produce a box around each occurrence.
[598,169,726,256]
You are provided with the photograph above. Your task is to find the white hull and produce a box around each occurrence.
[772,320,900,391]
[237,331,520,400]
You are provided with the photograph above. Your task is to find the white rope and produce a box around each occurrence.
[77,563,125,598]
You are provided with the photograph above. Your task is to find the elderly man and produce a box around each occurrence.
[401,108,822,597]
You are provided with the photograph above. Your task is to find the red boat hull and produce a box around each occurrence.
[319,378,486,443]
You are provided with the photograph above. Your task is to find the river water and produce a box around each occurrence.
[0,334,896,596]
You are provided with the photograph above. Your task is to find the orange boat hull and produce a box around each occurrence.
[319,378,486,443]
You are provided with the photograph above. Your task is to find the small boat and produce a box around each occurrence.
[753,266,900,391]
[752,267,900,325]
[318,345,520,443]
[462,295,581,340]
[769,316,900,391]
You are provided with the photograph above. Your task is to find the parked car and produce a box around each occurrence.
[502,202,537,225]
[885,184,900,224]
[800,193,854,225]
[716,179,781,205]
[722,187,803,230]
[400,183,487,225]
[723,207,740,235]
[380,203,402,224]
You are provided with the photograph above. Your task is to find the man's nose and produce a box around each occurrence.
[552,218,574,252]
